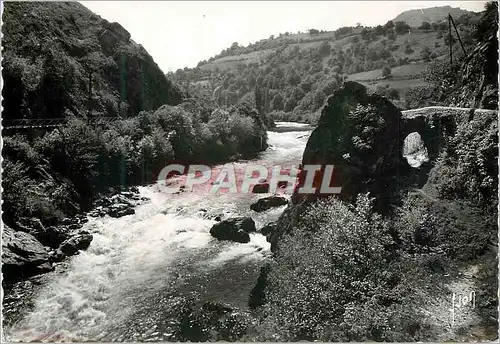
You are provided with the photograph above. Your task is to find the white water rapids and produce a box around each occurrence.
[4,122,312,342]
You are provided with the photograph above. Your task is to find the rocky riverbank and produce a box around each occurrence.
[2,187,147,287]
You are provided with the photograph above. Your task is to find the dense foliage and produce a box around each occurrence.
[172,8,481,122]
[429,112,498,208]
[2,2,183,121]
[253,195,433,341]
[2,102,268,228]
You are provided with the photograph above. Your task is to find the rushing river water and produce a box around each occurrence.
[4,122,312,342]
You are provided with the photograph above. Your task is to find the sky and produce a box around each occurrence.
[80,1,487,73]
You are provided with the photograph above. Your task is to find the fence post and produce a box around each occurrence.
[448,14,453,65]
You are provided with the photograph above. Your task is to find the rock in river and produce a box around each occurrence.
[260,222,277,241]
[2,226,52,281]
[250,196,288,212]
[59,232,93,255]
[108,203,135,218]
[251,183,270,193]
[210,217,256,243]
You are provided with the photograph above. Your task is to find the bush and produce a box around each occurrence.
[403,85,440,109]
[258,195,424,341]
[382,65,392,77]
[419,21,431,30]
[430,114,498,207]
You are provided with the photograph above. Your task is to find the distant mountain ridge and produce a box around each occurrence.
[171,5,483,123]
[392,5,475,27]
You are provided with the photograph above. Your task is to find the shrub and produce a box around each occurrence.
[430,114,498,207]
[258,195,424,341]
[404,45,414,54]
[382,65,392,77]
[403,85,440,109]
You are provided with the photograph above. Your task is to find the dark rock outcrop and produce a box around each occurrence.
[32,225,72,249]
[252,183,270,194]
[59,232,93,255]
[210,217,256,243]
[260,222,277,243]
[248,263,271,309]
[250,196,288,212]
[14,218,71,248]
[2,226,53,281]
[48,249,66,263]
[103,21,131,42]
[108,203,135,218]
[295,81,403,211]
[260,222,277,237]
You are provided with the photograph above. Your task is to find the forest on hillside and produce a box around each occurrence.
[171,8,484,123]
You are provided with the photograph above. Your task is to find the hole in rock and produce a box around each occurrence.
[403,132,429,168]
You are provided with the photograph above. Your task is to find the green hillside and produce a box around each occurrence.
[171,6,482,123]
[2,1,183,121]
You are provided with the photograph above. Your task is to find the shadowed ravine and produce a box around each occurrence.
[4,122,312,342]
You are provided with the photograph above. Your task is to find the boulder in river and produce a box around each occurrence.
[59,232,93,255]
[33,225,72,249]
[210,217,256,243]
[260,222,277,241]
[2,226,53,281]
[48,249,66,263]
[108,203,135,218]
[252,183,270,193]
[250,196,288,212]
[15,217,71,248]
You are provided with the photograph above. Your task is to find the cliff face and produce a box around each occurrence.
[2,2,182,121]
[293,82,403,211]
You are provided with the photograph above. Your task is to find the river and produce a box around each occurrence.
[4,122,312,342]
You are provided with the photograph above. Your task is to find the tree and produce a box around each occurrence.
[284,97,298,112]
[419,21,431,30]
[361,28,370,40]
[375,25,385,36]
[395,21,410,34]
[367,50,379,61]
[431,22,439,30]
[309,28,319,35]
[438,21,447,31]
[421,46,431,62]
[287,72,301,86]
[388,88,399,99]
[313,89,326,109]
[319,41,331,57]
[321,79,338,95]
[382,65,392,77]
[384,20,395,30]
[271,93,284,111]
[474,1,498,43]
